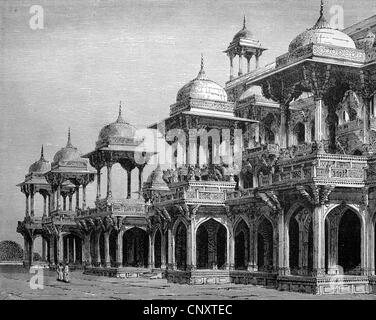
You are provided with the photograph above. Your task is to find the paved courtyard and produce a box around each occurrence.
[0,266,376,300]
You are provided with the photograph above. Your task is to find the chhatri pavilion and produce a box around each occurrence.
[17,1,376,294]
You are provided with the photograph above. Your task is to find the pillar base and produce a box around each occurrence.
[311,268,326,277]
[278,267,290,276]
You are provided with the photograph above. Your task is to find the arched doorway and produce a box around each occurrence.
[175,222,187,270]
[338,210,361,274]
[99,232,105,266]
[109,230,117,267]
[289,216,300,274]
[294,122,305,144]
[257,217,274,271]
[154,229,162,269]
[234,219,249,270]
[123,227,149,268]
[196,219,227,270]
[90,232,97,265]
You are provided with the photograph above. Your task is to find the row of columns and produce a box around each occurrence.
[228,52,261,80]
[96,164,144,200]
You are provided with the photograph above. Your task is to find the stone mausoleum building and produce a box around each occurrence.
[16,2,376,294]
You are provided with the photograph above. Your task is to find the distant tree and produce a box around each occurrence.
[0,240,23,261]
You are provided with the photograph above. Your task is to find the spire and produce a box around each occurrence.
[66,127,73,147]
[40,145,45,160]
[313,0,330,29]
[243,15,246,29]
[116,101,126,123]
[196,53,207,79]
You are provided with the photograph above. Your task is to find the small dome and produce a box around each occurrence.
[29,146,51,173]
[53,129,82,164]
[239,86,263,100]
[146,163,170,191]
[98,105,137,143]
[288,2,356,53]
[233,16,253,41]
[176,56,227,102]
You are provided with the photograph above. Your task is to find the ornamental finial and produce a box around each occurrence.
[243,15,246,29]
[116,101,126,123]
[67,127,73,147]
[201,53,204,71]
[320,0,324,16]
[40,145,44,160]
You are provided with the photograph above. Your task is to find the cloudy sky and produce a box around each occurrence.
[0,0,375,245]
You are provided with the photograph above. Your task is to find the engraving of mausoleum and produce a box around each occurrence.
[16,2,376,294]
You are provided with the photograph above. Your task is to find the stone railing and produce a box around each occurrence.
[270,153,367,187]
[88,198,146,216]
[153,180,236,205]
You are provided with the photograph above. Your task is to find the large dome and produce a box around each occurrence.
[176,57,227,103]
[53,129,82,164]
[288,2,356,53]
[29,146,51,173]
[98,105,137,143]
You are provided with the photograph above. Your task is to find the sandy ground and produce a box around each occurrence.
[0,266,376,300]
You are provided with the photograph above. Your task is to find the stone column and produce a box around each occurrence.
[75,186,80,210]
[248,223,257,271]
[227,228,235,270]
[116,231,123,267]
[148,233,154,269]
[29,238,34,266]
[255,52,260,69]
[23,237,29,266]
[62,194,67,211]
[95,232,101,266]
[127,169,132,199]
[363,96,371,145]
[73,237,76,263]
[161,231,167,269]
[49,237,56,265]
[104,232,110,267]
[298,223,304,275]
[278,211,290,275]
[68,193,73,211]
[238,52,243,76]
[42,238,47,261]
[57,234,64,263]
[56,185,61,212]
[138,167,143,199]
[280,104,289,149]
[106,163,112,198]
[246,56,251,73]
[367,217,375,275]
[229,53,234,80]
[314,98,324,141]
[30,188,35,217]
[48,193,51,216]
[188,130,197,166]
[168,228,174,269]
[186,222,196,270]
[312,206,325,276]
[43,194,47,217]
[96,168,101,199]
[83,234,91,266]
[82,185,87,210]
[25,193,30,218]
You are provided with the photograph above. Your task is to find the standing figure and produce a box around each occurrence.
[63,263,70,283]
[57,263,64,281]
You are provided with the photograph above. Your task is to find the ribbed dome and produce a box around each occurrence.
[233,16,253,41]
[29,146,51,173]
[176,57,227,103]
[146,163,170,191]
[98,105,137,143]
[53,129,82,164]
[288,2,356,53]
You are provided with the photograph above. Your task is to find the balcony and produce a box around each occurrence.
[153,180,236,206]
[79,198,147,217]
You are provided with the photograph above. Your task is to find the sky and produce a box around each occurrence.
[0,0,375,246]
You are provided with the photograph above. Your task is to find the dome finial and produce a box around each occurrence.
[196,53,206,79]
[116,101,126,123]
[320,0,324,17]
[40,145,44,160]
[243,15,246,29]
[66,127,73,147]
